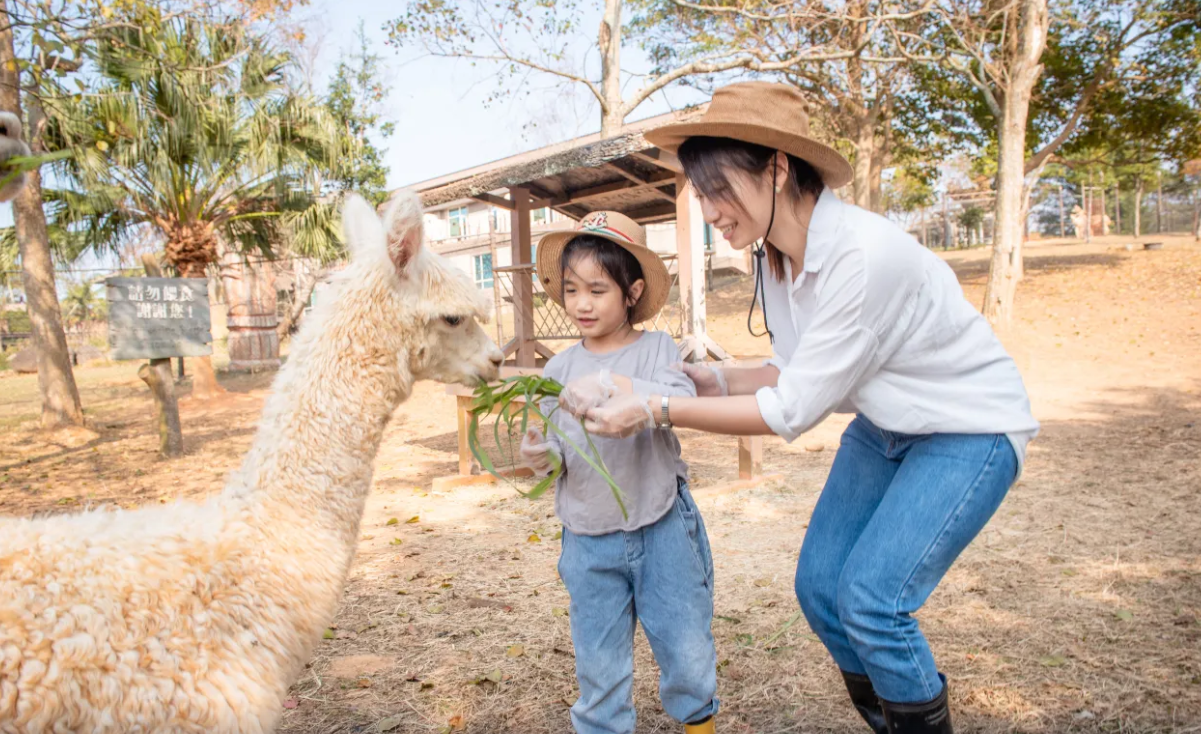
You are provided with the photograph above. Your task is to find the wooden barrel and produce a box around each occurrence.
[221,253,280,372]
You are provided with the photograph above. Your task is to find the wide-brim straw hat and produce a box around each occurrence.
[536,210,671,325]
[645,81,853,189]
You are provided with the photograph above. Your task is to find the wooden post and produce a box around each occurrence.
[1100,184,1109,235]
[139,254,182,457]
[676,174,705,359]
[738,436,762,480]
[511,186,535,367]
[457,395,473,475]
[674,175,729,362]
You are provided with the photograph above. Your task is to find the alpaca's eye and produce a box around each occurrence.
[443,315,462,327]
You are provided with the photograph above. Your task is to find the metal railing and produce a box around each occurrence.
[491,255,683,348]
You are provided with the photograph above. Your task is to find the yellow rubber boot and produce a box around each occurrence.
[684,716,715,734]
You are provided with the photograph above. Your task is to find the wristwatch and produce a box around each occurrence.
[658,395,672,429]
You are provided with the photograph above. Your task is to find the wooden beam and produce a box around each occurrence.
[605,162,676,203]
[623,200,679,223]
[631,149,684,174]
[472,192,514,211]
[562,172,676,206]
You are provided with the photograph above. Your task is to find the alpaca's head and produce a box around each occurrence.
[341,191,503,388]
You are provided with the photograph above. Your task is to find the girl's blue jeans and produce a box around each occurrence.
[796,415,1018,704]
[558,480,719,734]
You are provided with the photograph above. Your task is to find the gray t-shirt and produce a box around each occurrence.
[542,330,696,536]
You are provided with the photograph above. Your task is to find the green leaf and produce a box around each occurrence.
[1115,609,1134,622]
[1039,654,1068,667]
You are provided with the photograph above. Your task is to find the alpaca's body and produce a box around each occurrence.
[0,193,501,733]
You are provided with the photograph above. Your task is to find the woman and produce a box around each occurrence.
[559,81,1038,734]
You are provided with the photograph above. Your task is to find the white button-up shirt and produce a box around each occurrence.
[755,188,1039,469]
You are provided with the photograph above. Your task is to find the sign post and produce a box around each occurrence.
[105,257,213,457]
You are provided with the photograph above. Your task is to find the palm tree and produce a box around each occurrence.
[44,13,347,398]
[62,280,105,327]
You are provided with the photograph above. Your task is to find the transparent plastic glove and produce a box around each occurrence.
[673,361,728,397]
[582,393,655,439]
[520,427,558,477]
[559,369,619,417]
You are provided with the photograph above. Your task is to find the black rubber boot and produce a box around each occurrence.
[840,670,888,734]
[881,675,953,734]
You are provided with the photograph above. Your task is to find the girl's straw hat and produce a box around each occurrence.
[645,81,853,189]
[536,210,671,324]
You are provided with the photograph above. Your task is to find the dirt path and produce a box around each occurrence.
[1,235,1198,733]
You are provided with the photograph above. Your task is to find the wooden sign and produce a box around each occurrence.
[105,277,213,360]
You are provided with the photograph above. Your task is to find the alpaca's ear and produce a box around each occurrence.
[380,189,425,275]
[342,194,385,262]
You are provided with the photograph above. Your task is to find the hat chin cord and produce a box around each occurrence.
[748,156,778,344]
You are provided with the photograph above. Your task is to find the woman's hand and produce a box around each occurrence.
[519,427,558,476]
[559,370,620,416]
[673,361,728,397]
[582,393,656,438]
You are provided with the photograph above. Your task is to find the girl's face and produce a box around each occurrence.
[694,165,777,251]
[562,253,645,340]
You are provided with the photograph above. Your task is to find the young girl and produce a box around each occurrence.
[520,210,718,734]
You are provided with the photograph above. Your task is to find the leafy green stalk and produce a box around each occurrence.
[467,375,628,520]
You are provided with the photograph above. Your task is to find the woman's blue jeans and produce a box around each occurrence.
[796,415,1018,704]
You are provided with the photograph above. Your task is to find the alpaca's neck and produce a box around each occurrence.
[226,269,413,554]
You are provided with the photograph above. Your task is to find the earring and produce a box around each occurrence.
[775,186,782,193]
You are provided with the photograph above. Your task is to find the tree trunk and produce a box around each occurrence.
[851,119,874,209]
[1134,177,1143,238]
[598,0,624,138]
[1058,183,1066,237]
[1114,179,1121,234]
[868,142,885,213]
[982,0,1048,327]
[1156,172,1164,233]
[178,260,223,399]
[0,4,85,429]
[278,267,320,338]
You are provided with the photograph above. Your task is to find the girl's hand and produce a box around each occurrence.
[673,361,728,397]
[520,427,558,476]
[582,393,655,438]
[559,370,620,417]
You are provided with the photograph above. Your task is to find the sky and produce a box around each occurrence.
[297,0,709,189]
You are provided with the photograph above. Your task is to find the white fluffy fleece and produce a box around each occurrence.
[0,191,502,734]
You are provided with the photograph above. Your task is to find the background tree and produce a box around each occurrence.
[386,0,866,137]
[906,0,1200,326]
[0,0,86,427]
[43,10,346,398]
[627,0,945,212]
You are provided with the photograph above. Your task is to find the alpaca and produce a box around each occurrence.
[0,112,31,203]
[0,192,504,733]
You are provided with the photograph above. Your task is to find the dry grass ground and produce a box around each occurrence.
[1,234,1198,733]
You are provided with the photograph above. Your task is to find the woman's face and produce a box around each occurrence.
[694,166,776,251]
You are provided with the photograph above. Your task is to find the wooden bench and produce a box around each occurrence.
[445,365,763,481]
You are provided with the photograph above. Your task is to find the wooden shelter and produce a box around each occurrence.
[413,108,730,366]
[411,110,771,487]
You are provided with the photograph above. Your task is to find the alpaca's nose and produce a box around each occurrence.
[489,350,504,367]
